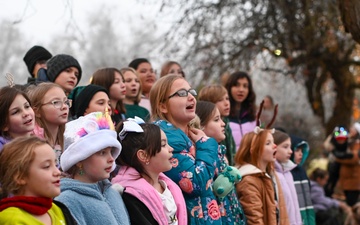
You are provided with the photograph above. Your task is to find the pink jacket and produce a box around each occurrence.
[112,166,187,225]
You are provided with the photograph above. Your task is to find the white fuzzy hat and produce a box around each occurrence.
[61,112,121,172]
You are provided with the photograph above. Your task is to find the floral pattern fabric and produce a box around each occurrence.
[155,120,222,225]
[215,144,247,225]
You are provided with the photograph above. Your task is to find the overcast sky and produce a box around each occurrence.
[0,0,161,45]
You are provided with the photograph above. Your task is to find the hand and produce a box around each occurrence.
[338,201,351,214]
[188,127,207,143]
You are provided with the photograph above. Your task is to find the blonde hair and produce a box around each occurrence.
[149,74,184,121]
[0,136,48,197]
[120,67,142,104]
[198,84,228,103]
[234,130,274,174]
[27,83,65,150]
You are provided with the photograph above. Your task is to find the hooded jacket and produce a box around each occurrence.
[290,136,316,225]
[55,178,130,225]
[236,164,289,225]
[111,166,187,225]
[274,160,302,225]
[155,120,222,225]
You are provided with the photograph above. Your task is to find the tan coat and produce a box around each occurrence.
[336,141,360,190]
[236,164,289,225]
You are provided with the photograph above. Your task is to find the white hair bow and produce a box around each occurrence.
[118,116,145,141]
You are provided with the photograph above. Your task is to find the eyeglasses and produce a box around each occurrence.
[168,88,197,99]
[42,99,72,109]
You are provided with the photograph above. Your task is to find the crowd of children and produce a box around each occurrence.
[0,45,358,225]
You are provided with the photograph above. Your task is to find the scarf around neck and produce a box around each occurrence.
[0,196,52,215]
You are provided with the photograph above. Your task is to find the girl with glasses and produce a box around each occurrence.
[27,83,70,167]
[150,74,222,225]
[0,86,35,152]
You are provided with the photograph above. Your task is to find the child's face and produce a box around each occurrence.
[215,93,230,117]
[85,91,111,116]
[168,64,183,77]
[21,144,61,198]
[260,132,277,167]
[164,78,197,126]
[136,62,156,94]
[54,66,79,93]
[203,108,226,143]
[147,130,174,173]
[5,94,35,138]
[317,175,329,187]
[109,72,126,101]
[79,147,115,183]
[293,148,303,164]
[275,138,292,163]
[230,78,249,104]
[40,87,69,126]
[123,70,140,101]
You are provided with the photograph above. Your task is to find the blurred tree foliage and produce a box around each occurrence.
[159,0,360,135]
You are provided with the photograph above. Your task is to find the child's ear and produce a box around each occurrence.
[3,125,9,132]
[14,174,27,186]
[159,102,168,114]
[136,150,148,163]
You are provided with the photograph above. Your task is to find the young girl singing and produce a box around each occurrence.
[55,112,130,225]
[150,74,222,225]
[28,82,70,167]
[112,117,187,225]
[234,102,289,225]
[0,85,35,151]
[196,100,246,224]
[0,136,76,224]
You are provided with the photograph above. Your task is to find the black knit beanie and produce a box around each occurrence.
[46,54,82,84]
[128,58,150,70]
[23,46,52,77]
[74,84,109,118]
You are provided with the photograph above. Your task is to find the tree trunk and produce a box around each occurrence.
[325,65,355,135]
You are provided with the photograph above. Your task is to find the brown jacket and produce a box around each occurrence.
[336,141,360,190]
[236,164,289,225]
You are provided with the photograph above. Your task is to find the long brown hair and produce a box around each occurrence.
[234,130,274,174]
[225,71,256,121]
[0,86,32,138]
[91,67,126,114]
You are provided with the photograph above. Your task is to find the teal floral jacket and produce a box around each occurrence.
[215,144,247,225]
[155,120,222,225]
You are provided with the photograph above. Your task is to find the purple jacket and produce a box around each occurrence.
[112,166,188,225]
[229,120,256,151]
[275,160,302,225]
[310,180,339,212]
[0,136,11,152]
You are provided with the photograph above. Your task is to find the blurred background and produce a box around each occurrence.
[1,0,360,160]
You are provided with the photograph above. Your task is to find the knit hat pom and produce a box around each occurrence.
[61,112,121,172]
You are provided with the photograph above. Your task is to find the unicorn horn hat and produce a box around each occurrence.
[61,112,121,172]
